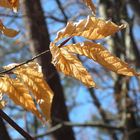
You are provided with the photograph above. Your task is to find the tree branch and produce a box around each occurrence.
[0,37,72,75]
[0,110,34,140]
[34,121,124,139]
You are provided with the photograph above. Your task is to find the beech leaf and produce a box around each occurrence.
[6,62,53,121]
[0,76,43,120]
[54,16,126,43]
[2,62,53,121]
[64,41,140,76]
[50,43,96,87]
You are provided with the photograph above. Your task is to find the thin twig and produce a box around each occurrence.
[34,124,63,138]
[34,121,124,139]
[0,110,34,140]
[58,37,72,48]
[62,121,124,130]
[0,37,72,75]
[0,49,50,75]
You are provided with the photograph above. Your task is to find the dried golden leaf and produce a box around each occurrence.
[64,41,139,76]
[0,76,42,120]
[50,43,96,87]
[54,16,126,43]
[7,62,54,121]
[83,0,96,15]
[0,0,19,12]
[0,21,19,37]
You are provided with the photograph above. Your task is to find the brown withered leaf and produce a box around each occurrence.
[54,16,126,43]
[0,0,19,12]
[50,43,96,87]
[83,0,96,15]
[0,21,19,37]
[6,62,54,121]
[64,41,140,76]
[0,76,42,120]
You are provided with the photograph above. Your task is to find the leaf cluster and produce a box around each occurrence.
[0,0,139,122]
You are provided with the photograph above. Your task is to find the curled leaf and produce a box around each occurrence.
[64,41,139,76]
[54,16,126,43]
[0,21,19,37]
[50,43,96,87]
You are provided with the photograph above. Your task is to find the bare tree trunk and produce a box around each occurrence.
[0,117,11,140]
[21,0,75,140]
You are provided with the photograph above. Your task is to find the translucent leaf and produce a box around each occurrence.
[7,62,54,121]
[50,43,96,87]
[2,62,53,121]
[0,21,19,37]
[54,16,126,43]
[64,41,139,76]
[0,76,42,120]
[83,0,96,15]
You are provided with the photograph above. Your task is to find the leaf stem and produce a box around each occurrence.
[58,36,72,48]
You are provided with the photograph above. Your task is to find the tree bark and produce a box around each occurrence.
[21,0,75,140]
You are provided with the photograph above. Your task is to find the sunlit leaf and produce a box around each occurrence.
[64,41,139,76]
[50,43,96,87]
[54,16,126,43]
[0,76,42,120]
[2,62,54,121]
[5,62,54,121]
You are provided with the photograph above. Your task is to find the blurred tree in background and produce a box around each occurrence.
[0,0,140,140]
